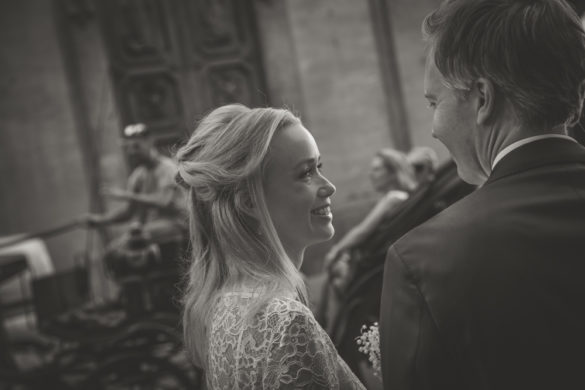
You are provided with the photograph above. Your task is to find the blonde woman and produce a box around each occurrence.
[407,146,439,184]
[175,104,365,389]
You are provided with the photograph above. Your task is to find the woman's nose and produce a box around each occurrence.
[318,176,336,197]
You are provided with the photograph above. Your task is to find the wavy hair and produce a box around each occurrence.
[407,146,439,182]
[423,0,585,130]
[175,104,308,369]
[376,148,418,192]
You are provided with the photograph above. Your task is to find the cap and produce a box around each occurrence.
[123,123,148,138]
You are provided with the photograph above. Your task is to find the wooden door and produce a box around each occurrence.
[98,0,268,147]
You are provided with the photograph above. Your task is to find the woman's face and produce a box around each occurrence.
[263,123,336,257]
[369,156,398,192]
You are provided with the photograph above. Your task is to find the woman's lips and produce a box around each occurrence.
[311,205,331,216]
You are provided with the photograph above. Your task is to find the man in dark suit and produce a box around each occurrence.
[379,0,585,389]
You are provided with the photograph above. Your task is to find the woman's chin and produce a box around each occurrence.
[314,225,335,243]
[297,224,335,248]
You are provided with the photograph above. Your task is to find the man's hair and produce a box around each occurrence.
[423,0,585,130]
[175,104,307,369]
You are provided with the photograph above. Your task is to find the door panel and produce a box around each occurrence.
[98,0,268,146]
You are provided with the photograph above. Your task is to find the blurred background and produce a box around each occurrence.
[0,0,449,276]
[2,0,585,388]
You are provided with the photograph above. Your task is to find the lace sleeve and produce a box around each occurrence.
[262,301,365,390]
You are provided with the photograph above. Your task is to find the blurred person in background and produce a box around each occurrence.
[407,146,439,184]
[324,148,419,289]
[87,123,186,246]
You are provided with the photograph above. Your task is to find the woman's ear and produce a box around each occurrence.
[475,77,495,126]
[237,193,262,235]
[236,190,258,219]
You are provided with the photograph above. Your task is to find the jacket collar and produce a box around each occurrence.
[484,137,585,185]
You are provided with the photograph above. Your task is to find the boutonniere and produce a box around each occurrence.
[356,322,381,377]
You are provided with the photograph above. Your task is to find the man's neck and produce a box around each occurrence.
[484,124,566,172]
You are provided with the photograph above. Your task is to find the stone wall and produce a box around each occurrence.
[0,0,92,270]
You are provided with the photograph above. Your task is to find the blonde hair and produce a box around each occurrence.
[407,146,439,181]
[376,148,418,192]
[175,104,308,369]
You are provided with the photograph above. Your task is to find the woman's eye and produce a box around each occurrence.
[301,168,313,178]
[427,101,436,109]
[300,162,322,179]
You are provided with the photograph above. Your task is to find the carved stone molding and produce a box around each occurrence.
[183,0,243,59]
[208,63,256,106]
[98,0,268,141]
[368,0,411,151]
[102,0,176,67]
[122,71,183,128]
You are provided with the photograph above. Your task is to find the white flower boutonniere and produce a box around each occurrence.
[356,322,381,377]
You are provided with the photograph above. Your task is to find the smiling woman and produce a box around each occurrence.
[263,123,336,268]
[175,104,365,389]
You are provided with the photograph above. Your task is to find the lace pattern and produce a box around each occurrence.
[207,291,365,389]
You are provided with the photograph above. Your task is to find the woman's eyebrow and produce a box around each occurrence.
[293,156,320,169]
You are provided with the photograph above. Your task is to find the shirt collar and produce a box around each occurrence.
[491,134,576,170]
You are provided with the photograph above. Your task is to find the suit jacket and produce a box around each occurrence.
[380,138,585,389]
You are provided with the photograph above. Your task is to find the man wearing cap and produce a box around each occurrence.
[87,124,186,245]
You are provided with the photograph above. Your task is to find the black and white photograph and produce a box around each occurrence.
[1,0,585,389]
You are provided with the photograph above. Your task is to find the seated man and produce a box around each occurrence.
[87,124,187,247]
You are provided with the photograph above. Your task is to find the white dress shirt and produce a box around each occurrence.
[491,134,576,170]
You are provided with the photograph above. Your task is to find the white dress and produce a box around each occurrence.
[207,290,366,389]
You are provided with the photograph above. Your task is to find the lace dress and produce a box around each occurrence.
[206,290,366,389]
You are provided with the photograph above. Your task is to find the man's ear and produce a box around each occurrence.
[475,77,495,126]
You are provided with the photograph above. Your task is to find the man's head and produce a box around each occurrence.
[122,123,155,167]
[423,0,585,184]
